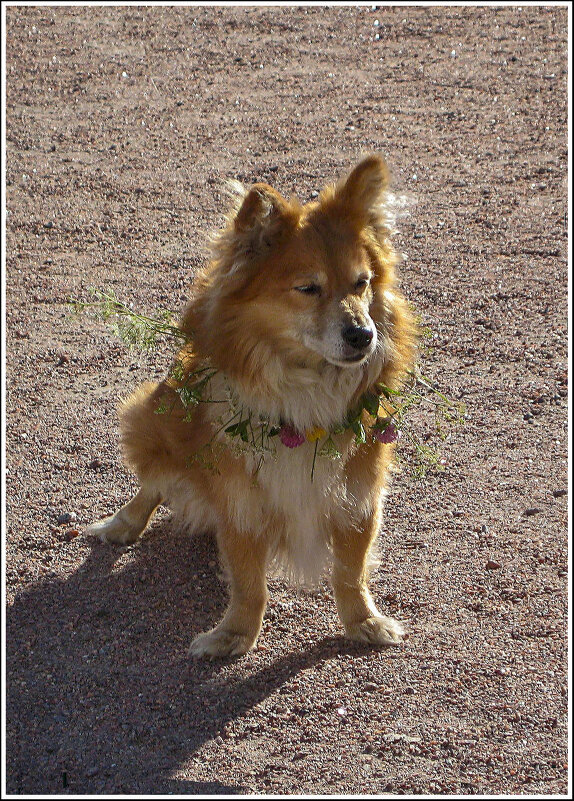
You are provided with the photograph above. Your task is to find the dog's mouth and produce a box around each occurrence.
[301,325,377,369]
[344,352,368,363]
[325,351,371,368]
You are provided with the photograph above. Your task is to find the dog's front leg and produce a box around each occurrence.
[188,528,269,659]
[331,510,404,647]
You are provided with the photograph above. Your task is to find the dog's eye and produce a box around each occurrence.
[295,284,322,296]
[355,277,370,291]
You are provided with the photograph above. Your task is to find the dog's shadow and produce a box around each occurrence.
[6,518,374,795]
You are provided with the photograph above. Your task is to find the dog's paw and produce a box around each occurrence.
[188,627,257,659]
[345,615,404,647]
[85,515,142,545]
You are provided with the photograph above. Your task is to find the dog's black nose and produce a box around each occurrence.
[342,325,374,350]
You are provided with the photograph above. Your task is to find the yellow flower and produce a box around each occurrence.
[306,426,327,442]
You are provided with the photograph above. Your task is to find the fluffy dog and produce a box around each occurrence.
[88,156,416,658]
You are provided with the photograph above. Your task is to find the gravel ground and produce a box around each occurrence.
[4,4,569,796]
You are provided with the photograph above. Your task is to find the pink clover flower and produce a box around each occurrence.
[279,425,306,448]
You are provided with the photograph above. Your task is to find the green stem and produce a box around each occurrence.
[78,290,188,342]
[310,439,319,483]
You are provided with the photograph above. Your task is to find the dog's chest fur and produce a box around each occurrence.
[193,371,378,582]
[223,440,354,582]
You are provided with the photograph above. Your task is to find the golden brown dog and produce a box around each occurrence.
[88,156,416,657]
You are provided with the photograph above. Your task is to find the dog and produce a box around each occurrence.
[87,155,417,658]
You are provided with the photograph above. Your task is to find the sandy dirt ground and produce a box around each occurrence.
[4,4,569,796]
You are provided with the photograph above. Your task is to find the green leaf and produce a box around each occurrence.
[170,361,185,382]
[318,436,341,459]
[351,419,366,445]
[225,420,249,442]
[362,392,380,417]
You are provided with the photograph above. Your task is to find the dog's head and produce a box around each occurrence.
[184,156,415,402]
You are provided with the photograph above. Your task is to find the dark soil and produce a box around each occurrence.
[4,5,569,796]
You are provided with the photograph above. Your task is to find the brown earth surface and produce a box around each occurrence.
[4,4,569,797]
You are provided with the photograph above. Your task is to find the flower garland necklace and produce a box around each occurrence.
[161,361,406,479]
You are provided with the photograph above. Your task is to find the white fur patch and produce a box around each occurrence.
[160,477,219,536]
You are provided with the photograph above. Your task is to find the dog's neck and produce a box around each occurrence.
[185,356,400,465]
[193,322,390,432]
[211,358,379,434]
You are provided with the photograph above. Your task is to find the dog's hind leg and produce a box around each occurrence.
[87,486,162,544]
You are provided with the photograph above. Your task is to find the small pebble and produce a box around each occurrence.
[486,560,502,570]
[57,512,76,525]
[522,508,542,517]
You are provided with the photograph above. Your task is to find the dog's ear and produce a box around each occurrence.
[232,183,297,256]
[235,183,287,230]
[334,155,390,222]
[210,182,299,275]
